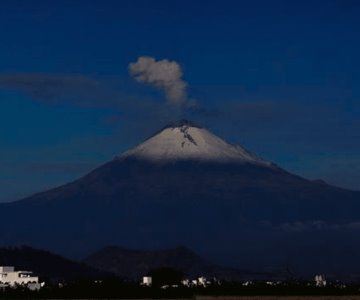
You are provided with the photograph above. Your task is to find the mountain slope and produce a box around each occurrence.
[0,121,359,276]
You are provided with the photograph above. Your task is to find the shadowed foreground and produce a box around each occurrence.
[2,280,360,299]
[197,297,360,300]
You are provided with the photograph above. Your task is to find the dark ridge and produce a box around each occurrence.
[84,245,277,281]
[0,245,112,282]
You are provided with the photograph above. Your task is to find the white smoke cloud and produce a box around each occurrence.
[129,56,188,106]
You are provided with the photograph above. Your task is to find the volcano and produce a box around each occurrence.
[1,120,360,278]
[120,120,273,165]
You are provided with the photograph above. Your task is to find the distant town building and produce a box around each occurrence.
[187,276,211,287]
[197,276,210,287]
[0,266,42,290]
[315,274,327,287]
[142,276,152,286]
[181,279,190,287]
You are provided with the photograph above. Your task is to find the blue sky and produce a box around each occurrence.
[0,0,360,201]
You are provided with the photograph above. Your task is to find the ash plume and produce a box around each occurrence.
[129,56,188,106]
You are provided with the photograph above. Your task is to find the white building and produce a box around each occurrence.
[142,276,152,286]
[315,274,327,287]
[0,266,41,290]
[197,276,209,287]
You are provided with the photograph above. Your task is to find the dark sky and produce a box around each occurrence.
[0,0,359,201]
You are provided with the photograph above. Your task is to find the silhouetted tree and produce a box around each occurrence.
[148,267,184,287]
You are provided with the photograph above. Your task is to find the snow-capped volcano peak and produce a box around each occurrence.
[120,120,272,166]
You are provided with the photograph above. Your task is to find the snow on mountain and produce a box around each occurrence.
[120,121,272,166]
